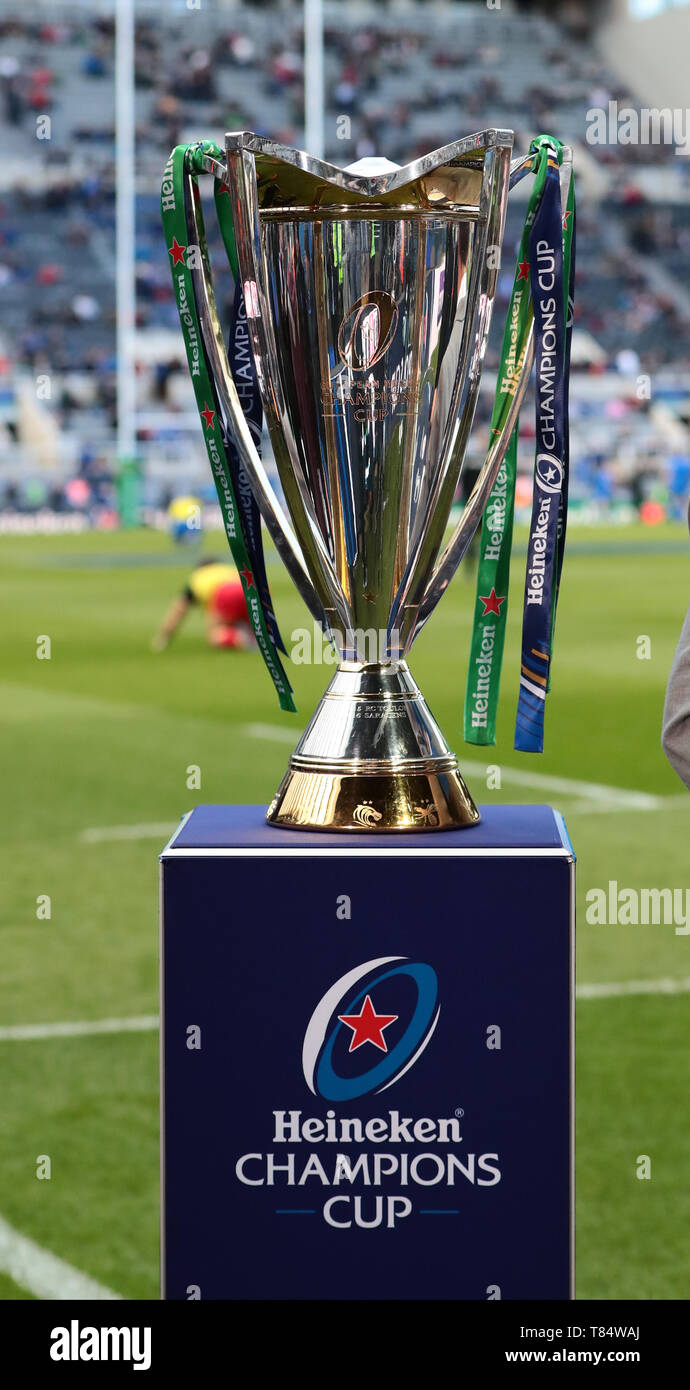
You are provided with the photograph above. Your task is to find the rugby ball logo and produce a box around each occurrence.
[337,291,399,372]
[535,452,564,495]
[302,956,440,1102]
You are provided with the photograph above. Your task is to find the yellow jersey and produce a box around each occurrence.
[185,563,238,609]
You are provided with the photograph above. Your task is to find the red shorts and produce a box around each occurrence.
[211,581,249,625]
[210,625,245,650]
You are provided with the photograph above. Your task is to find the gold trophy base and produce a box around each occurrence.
[265,660,480,832]
[267,764,480,832]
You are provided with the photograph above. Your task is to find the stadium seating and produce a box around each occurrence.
[1,2,688,516]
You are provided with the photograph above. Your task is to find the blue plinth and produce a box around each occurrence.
[160,805,574,1301]
[170,800,571,851]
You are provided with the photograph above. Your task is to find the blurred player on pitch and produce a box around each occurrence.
[152,556,255,651]
[168,494,203,545]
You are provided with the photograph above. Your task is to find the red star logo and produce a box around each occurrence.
[517,259,530,282]
[168,237,186,266]
[479,587,507,617]
[240,566,255,588]
[563,209,572,230]
[338,994,399,1054]
[200,403,215,430]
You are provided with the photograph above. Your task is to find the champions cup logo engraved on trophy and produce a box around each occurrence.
[163,129,574,832]
[337,291,399,371]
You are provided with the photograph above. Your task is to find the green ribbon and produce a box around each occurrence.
[464,135,574,747]
[161,142,296,712]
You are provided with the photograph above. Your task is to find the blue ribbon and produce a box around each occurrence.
[514,151,570,753]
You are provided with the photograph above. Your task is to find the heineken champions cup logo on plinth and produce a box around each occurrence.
[302,956,440,1101]
[162,130,575,831]
[233,954,500,1232]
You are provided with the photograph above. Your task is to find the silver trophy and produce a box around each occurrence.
[186,130,568,831]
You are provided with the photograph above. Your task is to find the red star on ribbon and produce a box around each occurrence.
[517,259,530,282]
[479,587,507,617]
[240,566,255,588]
[168,237,186,266]
[200,404,215,430]
[562,209,572,230]
[338,994,399,1054]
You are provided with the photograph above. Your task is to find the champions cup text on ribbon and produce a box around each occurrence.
[464,135,575,753]
[161,141,295,711]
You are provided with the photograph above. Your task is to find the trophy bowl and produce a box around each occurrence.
[183,130,547,831]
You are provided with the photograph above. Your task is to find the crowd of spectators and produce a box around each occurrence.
[0,3,689,518]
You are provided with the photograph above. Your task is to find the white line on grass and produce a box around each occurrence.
[3,979,690,1048]
[0,1214,121,1300]
[244,723,688,812]
[0,1015,158,1042]
[79,822,174,843]
[577,976,690,999]
[563,798,688,814]
[458,763,660,810]
[246,721,301,744]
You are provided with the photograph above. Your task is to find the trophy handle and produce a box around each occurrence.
[181,158,327,629]
[222,137,354,638]
[411,146,573,642]
[386,139,513,650]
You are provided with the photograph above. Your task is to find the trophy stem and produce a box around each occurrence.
[266,661,480,832]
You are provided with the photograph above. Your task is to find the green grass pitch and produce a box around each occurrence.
[1,523,689,1299]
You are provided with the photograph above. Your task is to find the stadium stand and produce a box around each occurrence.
[0,1,688,523]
